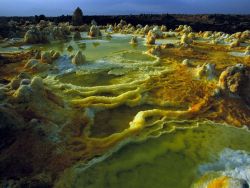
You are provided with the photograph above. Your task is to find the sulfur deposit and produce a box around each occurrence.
[72,50,86,65]
[1,18,250,188]
[89,25,102,37]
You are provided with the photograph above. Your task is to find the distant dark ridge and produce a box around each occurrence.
[0,14,250,34]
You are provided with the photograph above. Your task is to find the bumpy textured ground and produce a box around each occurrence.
[0,22,250,187]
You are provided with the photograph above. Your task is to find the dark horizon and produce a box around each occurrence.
[1,13,250,18]
[0,0,250,17]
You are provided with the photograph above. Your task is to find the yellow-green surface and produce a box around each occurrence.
[56,122,250,188]
[1,31,250,188]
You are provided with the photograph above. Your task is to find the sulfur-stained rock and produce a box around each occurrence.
[210,39,220,45]
[152,26,163,38]
[161,25,167,32]
[146,31,156,45]
[230,39,241,48]
[72,51,86,65]
[182,59,192,66]
[203,31,213,38]
[119,19,127,26]
[25,59,51,72]
[130,36,138,45]
[176,25,192,34]
[106,25,113,33]
[196,63,216,80]
[218,64,250,104]
[24,24,70,44]
[41,51,52,64]
[180,34,193,45]
[147,45,162,57]
[89,25,102,37]
[24,27,43,44]
[188,32,196,40]
[193,176,249,188]
[143,25,150,34]
[218,64,245,94]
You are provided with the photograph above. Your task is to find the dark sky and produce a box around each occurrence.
[0,0,250,16]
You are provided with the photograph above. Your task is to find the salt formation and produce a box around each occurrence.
[143,25,150,34]
[10,76,68,124]
[180,34,193,46]
[116,19,127,31]
[147,45,162,57]
[196,63,216,80]
[25,59,51,72]
[116,23,135,34]
[182,59,192,66]
[24,27,43,43]
[106,25,113,33]
[194,175,249,188]
[203,31,213,38]
[24,23,70,44]
[187,32,196,40]
[146,30,156,45]
[130,36,138,44]
[1,18,250,188]
[152,26,163,38]
[230,30,250,42]
[89,25,102,37]
[161,25,167,32]
[230,39,241,48]
[176,25,192,34]
[72,51,86,65]
[24,50,58,72]
[193,149,250,188]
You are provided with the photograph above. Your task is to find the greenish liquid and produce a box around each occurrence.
[57,123,250,188]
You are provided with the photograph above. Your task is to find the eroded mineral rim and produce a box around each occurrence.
[0,19,250,187]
